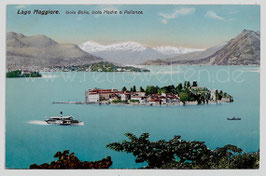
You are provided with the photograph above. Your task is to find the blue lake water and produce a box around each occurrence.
[6,66,260,169]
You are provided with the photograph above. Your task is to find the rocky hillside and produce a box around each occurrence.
[141,29,260,65]
[6,32,103,70]
[206,29,260,65]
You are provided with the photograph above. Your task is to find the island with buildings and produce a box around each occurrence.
[85,81,233,106]
[6,70,42,78]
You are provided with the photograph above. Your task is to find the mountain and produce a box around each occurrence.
[164,42,227,64]
[203,29,260,65]
[141,59,169,66]
[6,32,103,70]
[154,46,203,56]
[79,41,201,65]
[141,29,260,65]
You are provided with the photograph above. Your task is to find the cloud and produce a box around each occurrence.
[158,8,195,24]
[205,10,235,22]
[205,10,225,20]
[15,5,26,9]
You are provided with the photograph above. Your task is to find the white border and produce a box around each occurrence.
[0,0,265,176]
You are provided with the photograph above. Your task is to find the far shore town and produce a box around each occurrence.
[85,81,233,106]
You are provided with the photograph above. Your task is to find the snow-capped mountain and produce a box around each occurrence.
[80,41,147,53]
[79,41,201,64]
[154,46,203,56]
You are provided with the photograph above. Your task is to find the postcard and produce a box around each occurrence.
[0,0,265,176]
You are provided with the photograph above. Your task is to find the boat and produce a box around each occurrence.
[45,112,82,125]
[227,117,241,120]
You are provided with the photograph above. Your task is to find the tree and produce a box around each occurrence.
[216,90,222,100]
[140,86,145,92]
[107,133,258,169]
[179,92,190,102]
[192,81,198,87]
[30,150,112,169]
[179,91,196,102]
[187,81,191,89]
[184,81,188,89]
[122,86,127,92]
[132,85,136,92]
[145,85,159,95]
[107,133,212,168]
[176,83,183,93]
[184,81,191,89]
[158,85,176,94]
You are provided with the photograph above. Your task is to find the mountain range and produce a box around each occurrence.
[142,29,260,65]
[6,32,103,70]
[79,41,202,65]
[6,29,260,70]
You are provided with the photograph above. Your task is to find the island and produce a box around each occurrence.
[85,81,233,106]
[45,61,150,72]
[6,70,42,78]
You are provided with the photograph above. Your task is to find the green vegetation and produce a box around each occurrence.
[6,70,42,78]
[130,100,140,103]
[121,81,233,104]
[215,90,232,100]
[90,62,117,72]
[179,90,196,102]
[107,133,259,169]
[122,86,127,92]
[30,150,112,169]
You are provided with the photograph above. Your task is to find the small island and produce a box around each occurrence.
[85,81,233,106]
[6,70,42,78]
[46,61,150,72]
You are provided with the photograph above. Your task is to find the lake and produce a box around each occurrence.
[6,65,260,169]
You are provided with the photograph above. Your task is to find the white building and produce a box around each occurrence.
[86,93,100,103]
[210,89,217,101]
[131,96,142,101]
[121,93,130,101]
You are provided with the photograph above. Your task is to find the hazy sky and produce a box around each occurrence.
[7,5,260,49]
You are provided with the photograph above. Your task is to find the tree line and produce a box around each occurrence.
[107,133,259,169]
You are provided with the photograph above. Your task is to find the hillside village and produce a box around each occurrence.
[85,81,233,106]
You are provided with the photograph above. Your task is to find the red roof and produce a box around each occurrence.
[88,93,99,95]
[159,96,166,99]
[88,88,121,95]
[151,99,161,102]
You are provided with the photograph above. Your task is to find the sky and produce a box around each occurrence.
[7,5,260,49]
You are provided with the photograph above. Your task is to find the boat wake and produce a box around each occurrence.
[76,122,85,126]
[28,120,48,125]
[27,120,85,126]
